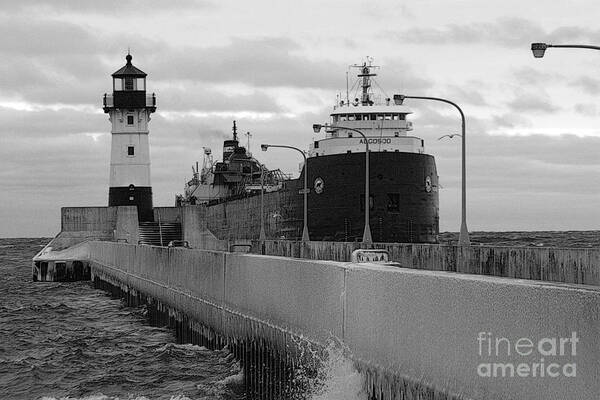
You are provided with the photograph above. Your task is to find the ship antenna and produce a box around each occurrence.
[232,120,238,141]
[346,71,350,106]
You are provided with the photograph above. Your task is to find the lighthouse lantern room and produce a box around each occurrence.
[103,54,156,222]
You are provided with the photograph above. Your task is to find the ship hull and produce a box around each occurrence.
[303,152,438,243]
[202,152,439,243]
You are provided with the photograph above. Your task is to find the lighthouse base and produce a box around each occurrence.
[109,186,154,222]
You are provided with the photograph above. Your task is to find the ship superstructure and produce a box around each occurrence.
[176,121,287,206]
[309,61,422,157]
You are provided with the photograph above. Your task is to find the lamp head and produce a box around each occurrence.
[393,94,405,105]
[531,43,548,58]
[312,124,323,133]
[261,144,268,151]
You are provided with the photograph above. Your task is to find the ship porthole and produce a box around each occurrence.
[314,177,324,194]
[425,176,432,193]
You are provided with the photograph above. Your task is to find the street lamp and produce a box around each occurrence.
[531,42,600,58]
[261,144,310,242]
[313,123,373,245]
[393,94,470,246]
[250,156,267,241]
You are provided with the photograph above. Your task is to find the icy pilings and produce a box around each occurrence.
[87,242,600,400]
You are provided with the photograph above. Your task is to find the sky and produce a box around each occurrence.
[1,0,600,237]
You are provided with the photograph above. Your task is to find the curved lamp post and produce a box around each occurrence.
[393,94,470,246]
[261,144,310,242]
[531,43,600,58]
[312,124,373,245]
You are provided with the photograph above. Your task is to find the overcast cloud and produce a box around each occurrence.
[1,1,599,237]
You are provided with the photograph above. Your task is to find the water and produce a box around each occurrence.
[0,238,244,400]
[439,230,600,248]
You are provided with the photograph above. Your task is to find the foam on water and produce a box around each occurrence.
[310,340,367,400]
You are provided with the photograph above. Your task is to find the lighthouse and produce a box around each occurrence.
[103,54,156,221]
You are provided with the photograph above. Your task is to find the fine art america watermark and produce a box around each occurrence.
[477,332,578,378]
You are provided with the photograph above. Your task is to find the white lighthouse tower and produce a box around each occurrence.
[103,54,156,221]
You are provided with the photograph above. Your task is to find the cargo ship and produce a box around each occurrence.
[176,61,439,243]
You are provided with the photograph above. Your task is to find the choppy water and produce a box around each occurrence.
[440,230,600,248]
[0,238,244,400]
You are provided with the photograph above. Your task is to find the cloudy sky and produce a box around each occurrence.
[2,0,600,237]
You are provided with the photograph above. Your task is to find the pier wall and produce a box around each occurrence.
[87,241,600,400]
[61,206,118,232]
[32,206,138,281]
[248,240,600,286]
[153,207,183,224]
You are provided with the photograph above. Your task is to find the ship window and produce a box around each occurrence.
[340,114,347,121]
[125,77,134,90]
[127,146,135,156]
[314,141,319,149]
[333,115,338,122]
[369,114,376,120]
[384,114,392,120]
[348,132,353,138]
[387,193,400,211]
[348,114,356,121]
[392,114,399,120]
[377,114,384,120]
[127,115,134,125]
[400,114,406,120]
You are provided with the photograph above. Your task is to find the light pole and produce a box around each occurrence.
[312,123,373,245]
[261,144,310,242]
[531,42,600,58]
[258,162,266,241]
[393,94,470,246]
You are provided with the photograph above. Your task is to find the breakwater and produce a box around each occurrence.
[87,241,600,400]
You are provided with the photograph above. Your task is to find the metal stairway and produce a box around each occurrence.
[138,222,182,246]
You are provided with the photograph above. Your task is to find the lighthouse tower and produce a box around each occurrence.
[103,54,156,221]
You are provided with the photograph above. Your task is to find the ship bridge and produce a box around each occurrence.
[308,104,425,157]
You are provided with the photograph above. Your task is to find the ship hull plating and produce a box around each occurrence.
[203,152,439,243]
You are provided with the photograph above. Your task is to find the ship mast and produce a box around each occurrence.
[232,120,238,141]
[351,58,379,106]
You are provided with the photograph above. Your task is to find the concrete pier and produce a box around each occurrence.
[86,241,599,400]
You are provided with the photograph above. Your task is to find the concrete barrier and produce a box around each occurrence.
[61,206,118,232]
[248,240,600,286]
[87,242,600,400]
